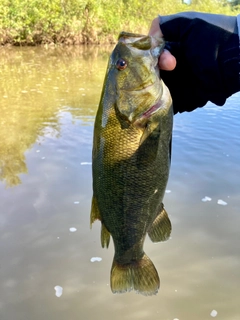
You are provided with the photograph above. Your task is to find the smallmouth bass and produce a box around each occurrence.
[90,32,173,296]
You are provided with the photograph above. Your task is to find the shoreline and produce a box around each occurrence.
[0,1,238,47]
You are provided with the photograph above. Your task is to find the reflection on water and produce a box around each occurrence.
[0,45,111,187]
[0,46,239,320]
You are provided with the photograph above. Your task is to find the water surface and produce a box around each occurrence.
[0,46,239,320]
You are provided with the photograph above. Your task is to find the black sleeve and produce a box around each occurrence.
[159,12,240,114]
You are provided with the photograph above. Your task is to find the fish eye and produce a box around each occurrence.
[116,58,127,70]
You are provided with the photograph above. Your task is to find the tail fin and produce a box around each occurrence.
[110,253,159,296]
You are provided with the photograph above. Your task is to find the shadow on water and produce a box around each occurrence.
[0,45,113,187]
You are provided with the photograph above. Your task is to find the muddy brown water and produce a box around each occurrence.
[0,46,239,320]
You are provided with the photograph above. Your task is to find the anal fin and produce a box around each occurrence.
[148,203,172,242]
[101,223,111,248]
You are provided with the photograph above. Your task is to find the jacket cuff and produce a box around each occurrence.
[159,12,238,38]
[238,14,240,43]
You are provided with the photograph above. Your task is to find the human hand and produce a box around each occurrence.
[148,17,176,71]
[148,13,239,114]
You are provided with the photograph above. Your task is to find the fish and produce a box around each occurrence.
[90,32,173,296]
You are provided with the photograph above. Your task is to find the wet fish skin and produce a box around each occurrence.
[90,32,173,296]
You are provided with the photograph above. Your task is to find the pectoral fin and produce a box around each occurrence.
[90,196,102,227]
[148,204,172,242]
[139,123,152,145]
[90,196,111,248]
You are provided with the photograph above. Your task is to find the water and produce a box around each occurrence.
[0,46,239,320]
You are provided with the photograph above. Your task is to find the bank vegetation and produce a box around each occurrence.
[0,0,239,45]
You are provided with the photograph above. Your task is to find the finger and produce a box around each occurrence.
[148,17,163,38]
[159,49,177,71]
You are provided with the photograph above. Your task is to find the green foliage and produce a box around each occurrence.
[0,0,238,45]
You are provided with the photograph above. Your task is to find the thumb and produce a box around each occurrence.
[159,49,176,71]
